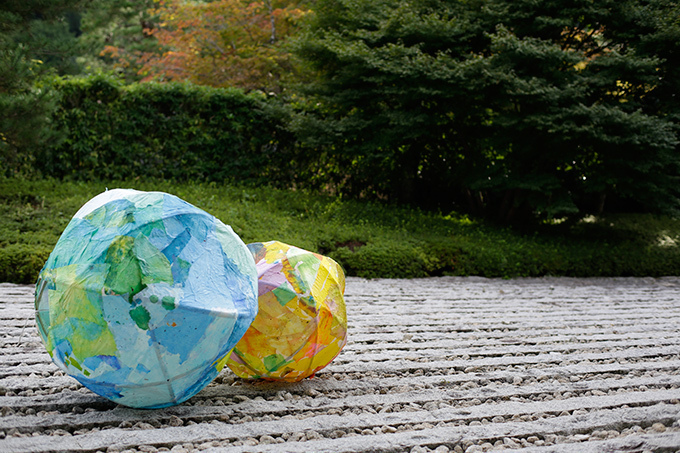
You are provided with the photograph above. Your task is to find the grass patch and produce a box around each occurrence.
[2,178,680,284]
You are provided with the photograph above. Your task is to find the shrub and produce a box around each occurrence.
[36,75,298,185]
[2,179,680,283]
[0,244,51,284]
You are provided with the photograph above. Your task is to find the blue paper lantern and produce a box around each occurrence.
[35,189,258,408]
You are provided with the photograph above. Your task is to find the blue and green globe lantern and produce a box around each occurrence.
[34,189,258,408]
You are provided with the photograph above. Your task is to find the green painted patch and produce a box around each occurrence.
[129,305,151,330]
[161,296,176,310]
[104,235,144,297]
[67,356,83,371]
[173,258,191,282]
[138,219,166,238]
[263,353,286,373]
[134,235,173,286]
[272,286,297,306]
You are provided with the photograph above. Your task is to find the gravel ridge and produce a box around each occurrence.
[1,277,679,453]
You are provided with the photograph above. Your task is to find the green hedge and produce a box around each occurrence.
[35,75,297,184]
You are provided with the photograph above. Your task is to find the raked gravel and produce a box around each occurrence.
[1,276,679,452]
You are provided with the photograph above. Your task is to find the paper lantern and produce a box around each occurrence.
[34,189,258,409]
[227,241,347,382]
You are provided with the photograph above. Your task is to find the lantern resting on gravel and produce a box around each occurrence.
[34,189,258,409]
[227,241,348,382]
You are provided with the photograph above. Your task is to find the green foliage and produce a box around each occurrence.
[0,0,87,176]
[0,178,95,283]
[293,0,680,221]
[34,75,297,184]
[0,244,52,284]
[4,0,680,229]
[78,0,157,81]
[330,242,438,279]
[2,178,680,284]
[9,12,83,76]
[0,48,63,175]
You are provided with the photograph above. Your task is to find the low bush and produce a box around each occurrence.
[0,244,52,284]
[1,178,679,284]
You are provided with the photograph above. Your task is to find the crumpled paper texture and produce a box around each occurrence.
[227,241,347,382]
[35,189,258,408]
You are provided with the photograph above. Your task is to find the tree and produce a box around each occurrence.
[79,0,157,82]
[471,0,680,219]
[293,0,680,221]
[0,0,86,175]
[105,0,310,93]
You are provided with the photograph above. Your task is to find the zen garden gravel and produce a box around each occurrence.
[1,276,680,452]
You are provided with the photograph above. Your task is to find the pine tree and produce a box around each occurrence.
[293,0,680,220]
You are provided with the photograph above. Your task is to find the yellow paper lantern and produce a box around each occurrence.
[227,241,347,381]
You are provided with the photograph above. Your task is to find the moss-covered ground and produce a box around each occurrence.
[2,178,680,283]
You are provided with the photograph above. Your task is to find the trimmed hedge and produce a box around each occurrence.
[36,75,297,185]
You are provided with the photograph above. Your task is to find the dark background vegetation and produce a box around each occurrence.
[1,0,680,282]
